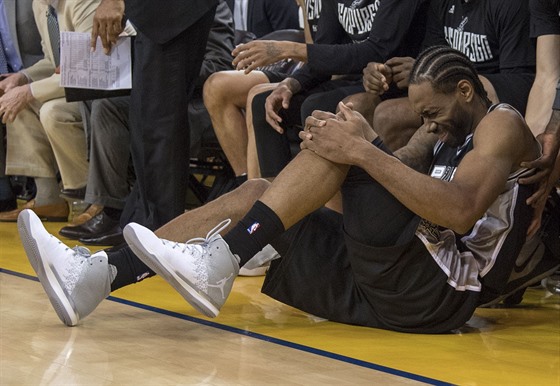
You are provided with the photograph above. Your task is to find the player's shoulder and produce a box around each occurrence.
[475,103,531,151]
[481,103,525,130]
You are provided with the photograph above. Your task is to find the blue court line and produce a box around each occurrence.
[2,268,454,386]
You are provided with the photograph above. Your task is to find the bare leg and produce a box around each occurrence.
[341,92,381,125]
[203,71,270,176]
[155,178,270,241]
[246,83,279,179]
[307,92,380,214]
[156,149,348,240]
[324,191,343,213]
[372,97,422,151]
[259,150,349,229]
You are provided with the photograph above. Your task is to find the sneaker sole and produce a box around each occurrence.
[123,226,220,318]
[17,210,79,326]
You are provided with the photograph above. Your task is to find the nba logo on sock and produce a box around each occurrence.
[247,222,260,234]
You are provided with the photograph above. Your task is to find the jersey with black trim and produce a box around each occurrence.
[415,103,537,293]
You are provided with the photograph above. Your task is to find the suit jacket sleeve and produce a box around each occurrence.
[124,0,218,44]
[196,0,235,89]
[22,0,100,103]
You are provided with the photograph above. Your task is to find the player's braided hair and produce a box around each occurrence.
[409,45,492,107]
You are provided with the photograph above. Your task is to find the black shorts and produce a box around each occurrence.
[483,73,535,115]
[262,163,480,334]
[261,69,290,84]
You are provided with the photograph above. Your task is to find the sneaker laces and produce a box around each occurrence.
[52,235,91,258]
[56,243,92,293]
[180,219,232,252]
[159,219,232,252]
[73,245,92,258]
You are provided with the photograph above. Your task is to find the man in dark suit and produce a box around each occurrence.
[0,0,42,211]
[91,0,218,230]
[57,0,236,247]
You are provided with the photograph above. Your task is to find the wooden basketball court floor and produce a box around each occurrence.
[1,219,559,385]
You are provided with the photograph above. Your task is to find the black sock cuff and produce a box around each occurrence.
[252,200,285,233]
[107,247,155,291]
[223,200,285,266]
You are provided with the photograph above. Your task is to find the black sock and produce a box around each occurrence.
[223,200,285,266]
[107,246,155,291]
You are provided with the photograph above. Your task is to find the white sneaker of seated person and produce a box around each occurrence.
[239,244,279,276]
[17,209,111,326]
[123,220,240,318]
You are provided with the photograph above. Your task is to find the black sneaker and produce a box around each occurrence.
[481,236,559,307]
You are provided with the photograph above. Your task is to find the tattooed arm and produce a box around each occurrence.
[394,123,437,174]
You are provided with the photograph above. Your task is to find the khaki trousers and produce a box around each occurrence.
[6,98,88,189]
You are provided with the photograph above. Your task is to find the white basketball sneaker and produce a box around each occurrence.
[17,209,111,326]
[123,219,240,318]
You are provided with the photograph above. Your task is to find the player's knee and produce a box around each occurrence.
[373,100,400,140]
[203,72,231,111]
[373,99,417,151]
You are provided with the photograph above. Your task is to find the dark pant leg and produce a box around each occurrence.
[299,82,365,123]
[341,142,419,247]
[85,96,132,209]
[121,8,215,230]
[251,90,305,178]
[0,123,15,202]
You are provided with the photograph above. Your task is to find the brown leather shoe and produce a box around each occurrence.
[0,199,69,222]
[66,204,104,227]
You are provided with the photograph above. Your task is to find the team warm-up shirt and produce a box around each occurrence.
[423,0,536,74]
[529,0,560,38]
[292,0,429,92]
[305,0,323,39]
